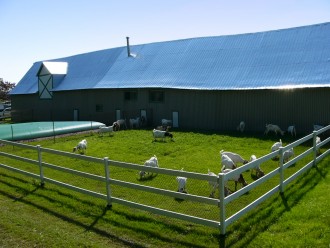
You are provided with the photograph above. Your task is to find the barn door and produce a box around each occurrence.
[172,111,179,128]
[73,109,79,121]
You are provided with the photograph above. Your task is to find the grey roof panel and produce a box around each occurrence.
[11,22,330,95]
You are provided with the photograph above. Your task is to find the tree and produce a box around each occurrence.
[0,78,16,101]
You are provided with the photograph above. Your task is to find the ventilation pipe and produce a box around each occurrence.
[126,37,131,57]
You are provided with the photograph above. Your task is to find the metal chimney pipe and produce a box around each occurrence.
[126,37,131,57]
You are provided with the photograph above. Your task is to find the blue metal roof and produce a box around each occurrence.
[11,22,330,95]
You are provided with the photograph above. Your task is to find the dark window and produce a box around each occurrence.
[124,91,137,101]
[149,91,164,103]
[96,104,103,112]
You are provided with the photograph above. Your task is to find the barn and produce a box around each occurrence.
[10,22,330,134]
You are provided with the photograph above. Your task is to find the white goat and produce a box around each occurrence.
[176,176,187,193]
[264,124,285,136]
[129,117,140,129]
[220,153,237,171]
[287,125,296,137]
[237,121,245,132]
[98,125,114,136]
[207,169,232,198]
[271,139,282,152]
[221,168,248,191]
[139,155,159,178]
[73,139,87,154]
[220,150,248,165]
[152,129,173,141]
[283,148,294,163]
[161,119,172,126]
[249,155,265,178]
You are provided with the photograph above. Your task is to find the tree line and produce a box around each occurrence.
[0,78,16,101]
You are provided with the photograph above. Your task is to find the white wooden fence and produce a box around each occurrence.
[0,126,329,235]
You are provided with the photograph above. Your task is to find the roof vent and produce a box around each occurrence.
[126,37,131,57]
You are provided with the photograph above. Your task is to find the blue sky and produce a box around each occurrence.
[1,0,330,83]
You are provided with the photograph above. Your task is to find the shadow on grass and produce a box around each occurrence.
[221,158,329,247]
[0,172,214,248]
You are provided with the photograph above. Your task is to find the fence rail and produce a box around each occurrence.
[0,126,329,234]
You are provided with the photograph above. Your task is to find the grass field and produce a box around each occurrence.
[0,129,329,247]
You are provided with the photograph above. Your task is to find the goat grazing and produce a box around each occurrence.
[139,155,159,179]
[98,125,114,136]
[208,169,232,198]
[152,129,173,142]
[237,121,245,132]
[73,139,87,154]
[221,168,248,191]
[287,125,296,137]
[271,139,282,152]
[249,155,265,178]
[283,148,294,163]
[220,150,248,165]
[176,176,187,193]
[264,124,285,136]
[220,153,237,171]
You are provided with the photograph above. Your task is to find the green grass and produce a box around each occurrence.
[0,129,329,247]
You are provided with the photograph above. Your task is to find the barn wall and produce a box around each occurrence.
[11,88,330,134]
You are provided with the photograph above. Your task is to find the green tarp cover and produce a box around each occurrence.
[0,121,105,141]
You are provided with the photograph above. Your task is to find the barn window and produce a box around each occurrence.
[124,91,137,101]
[95,104,103,112]
[149,90,164,103]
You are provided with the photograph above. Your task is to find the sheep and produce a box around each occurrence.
[152,129,173,142]
[271,139,282,152]
[207,169,232,198]
[129,117,140,129]
[221,168,248,191]
[73,139,87,154]
[139,155,159,178]
[283,148,294,163]
[249,155,265,178]
[264,124,285,136]
[237,121,245,132]
[115,119,127,130]
[220,153,237,171]
[161,119,172,126]
[287,125,296,137]
[98,125,114,136]
[220,150,248,165]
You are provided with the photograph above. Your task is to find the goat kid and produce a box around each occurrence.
[152,129,173,142]
[265,124,285,136]
[237,121,245,133]
[221,168,248,191]
[98,125,114,136]
[249,155,265,178]
[208,169,232,198]
[287,125,296,137]
[139,155,159,178]
[73,139,87,154]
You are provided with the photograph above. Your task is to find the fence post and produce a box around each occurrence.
[104,157,112,208]
[218,172,226,235]
[279,147,284,193]
[37,145,45,186]
[312,131,318,166]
